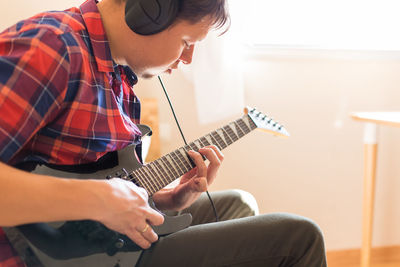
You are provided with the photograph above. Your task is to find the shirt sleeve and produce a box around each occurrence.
[0,27,70,163]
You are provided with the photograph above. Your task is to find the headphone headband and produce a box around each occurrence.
[125,0,179,35]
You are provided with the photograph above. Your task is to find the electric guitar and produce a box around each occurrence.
[6,107,289,267]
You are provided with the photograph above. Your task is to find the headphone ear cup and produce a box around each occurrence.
[125,0,179,35]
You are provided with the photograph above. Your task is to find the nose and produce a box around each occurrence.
[179,45,194,65]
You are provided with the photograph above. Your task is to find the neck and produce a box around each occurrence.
[97,0,129,65]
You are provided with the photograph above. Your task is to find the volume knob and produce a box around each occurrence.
[115,238,125,249]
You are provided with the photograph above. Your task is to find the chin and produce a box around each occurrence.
[141,73,155,79]
[140,70,170,79]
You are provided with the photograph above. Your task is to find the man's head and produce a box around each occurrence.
[124,0,230,36]
[98,0,230,78]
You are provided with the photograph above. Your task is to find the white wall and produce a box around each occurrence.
[2,0,400,251]
[0,0,82,31]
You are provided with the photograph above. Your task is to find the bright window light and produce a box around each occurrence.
[229,0,400,51]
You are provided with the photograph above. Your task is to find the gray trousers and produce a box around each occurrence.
[136,190,327,267]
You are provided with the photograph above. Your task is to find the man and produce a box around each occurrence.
[0,0,327,266]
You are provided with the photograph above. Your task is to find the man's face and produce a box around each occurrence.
[124,17,213,79]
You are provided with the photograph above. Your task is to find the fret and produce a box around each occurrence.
[219,128,233,145]
[157,160,175,185]
[137,167,156,193]
[183,144,196,168]
[188,140,208,162]
[178,148,195,169]
[139,167,155,192]
[193,140,203,150]
[129,171,142,187]
[224,124,239,142]
[237,118,251,134]
[170,151,187,175]
[146,164,164,190]
[188,142,199,152]
[234,120,245,138]
[227,122,239,139]
[247,115,258,130]
[211,131,227,149]
[197,138,206,147]
[183,146,196,167]
[147,163,163,186]
[205,133,218,150]
[184,144,192,152]
[200,136,211,146]
[241,116,251,132]
[204,135,213,146]
[164,154,182,178]
[132,169,149,191]
[154,160,173,185]
[159,156,178,179]
[129,176,139,186]
[152,160,166,180]
[216,128,231,146]
[141,166,157,188]
[175,149,189,170]
[141,167,158,194]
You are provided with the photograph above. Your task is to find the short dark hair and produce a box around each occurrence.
[175,0,230,34]
[118,0,231,34]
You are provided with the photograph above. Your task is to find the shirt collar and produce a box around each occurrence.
[79,0,114,73]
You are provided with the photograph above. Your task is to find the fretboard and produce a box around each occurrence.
[129,114,257,196]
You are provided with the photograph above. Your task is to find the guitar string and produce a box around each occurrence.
[131,116,255,191]
[132,116,259,191]
[128,115,256,196]
[128,107,277,196]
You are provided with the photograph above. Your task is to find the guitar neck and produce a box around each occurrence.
[130,114,257,196]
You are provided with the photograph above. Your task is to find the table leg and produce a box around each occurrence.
[361,123,378,267]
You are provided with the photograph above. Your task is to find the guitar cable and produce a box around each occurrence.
[157,76,219,222]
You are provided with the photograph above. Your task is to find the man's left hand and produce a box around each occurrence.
[152,145,223,211]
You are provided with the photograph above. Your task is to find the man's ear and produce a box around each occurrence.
[124,0,179,35]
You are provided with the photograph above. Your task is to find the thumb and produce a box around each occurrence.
[189,177,208,192]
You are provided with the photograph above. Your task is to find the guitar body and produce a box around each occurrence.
[8,125,192,267]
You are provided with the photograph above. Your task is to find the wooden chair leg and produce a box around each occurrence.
[361,123,378,267]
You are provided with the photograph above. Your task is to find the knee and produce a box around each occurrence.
[278,213,325,247]
[297,216,324,239]
[228,189,260,216]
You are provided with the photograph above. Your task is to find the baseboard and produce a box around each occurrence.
[327,245,400,266]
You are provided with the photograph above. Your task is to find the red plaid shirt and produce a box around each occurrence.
[0,0,142,265]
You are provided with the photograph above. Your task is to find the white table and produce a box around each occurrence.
[351,112,400,267]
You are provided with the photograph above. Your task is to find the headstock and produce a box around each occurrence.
[245,107,290,138]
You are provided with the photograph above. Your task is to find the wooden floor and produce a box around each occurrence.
[327,246,400,267]
[332,262,400,267]
[371,263,400,267]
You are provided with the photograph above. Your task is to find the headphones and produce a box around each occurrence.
[125,0,180,35]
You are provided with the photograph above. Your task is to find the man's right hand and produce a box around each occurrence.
[94,178,164,249]
[0,162,163,249]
